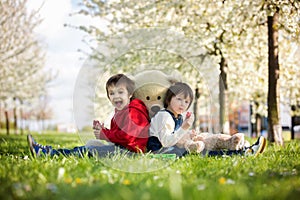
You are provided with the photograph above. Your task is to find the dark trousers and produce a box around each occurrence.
[202,149,244,156]
[50,145,243,158]
[50,145,131,157]
[152,146,244,157]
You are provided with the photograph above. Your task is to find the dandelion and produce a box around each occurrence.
[218,177,226,184]
[122,179,131,185]
[64,177,72,184]
[75,178,82,184]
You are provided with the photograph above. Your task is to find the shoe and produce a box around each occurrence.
[245,136,267,156]
[27,134,52,157]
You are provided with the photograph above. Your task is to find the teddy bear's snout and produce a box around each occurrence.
[151,105,161,114]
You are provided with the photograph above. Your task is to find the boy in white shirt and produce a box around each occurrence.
[147,82,266,157]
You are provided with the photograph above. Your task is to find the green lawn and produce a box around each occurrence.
[0,132,299,200]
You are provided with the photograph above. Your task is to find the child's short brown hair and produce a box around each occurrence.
[105,74,135,98]
[164,82,194,109]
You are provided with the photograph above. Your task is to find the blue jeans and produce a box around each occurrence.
[50,145,243,158]
[202,149,244,156]
[152,146,188,157]
[153,146,243,157]
[50,145,132,157]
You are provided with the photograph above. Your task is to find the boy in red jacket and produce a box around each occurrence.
[27,74,150,157]
[93,73,150,153]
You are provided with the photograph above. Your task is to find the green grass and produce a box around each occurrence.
[0,132,299,200]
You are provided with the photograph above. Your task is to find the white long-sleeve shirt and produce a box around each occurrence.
[149,110,188,147]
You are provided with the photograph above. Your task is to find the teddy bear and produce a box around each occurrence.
[171,125,250,153]
[132,69,180,118]
[173,112,247,153]
[192,132,249,151]
[132,70,249,153]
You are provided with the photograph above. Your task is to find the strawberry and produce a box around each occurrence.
[93,120,101,130]
[186,112,192,118]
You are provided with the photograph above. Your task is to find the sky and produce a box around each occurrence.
[27,0,97,129]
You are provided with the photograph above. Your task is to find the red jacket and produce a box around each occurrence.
[100,98,150,153]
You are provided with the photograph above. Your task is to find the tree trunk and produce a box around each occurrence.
[219,56,228,134]
[20,107,24,135]
[13,107,18,134]
[13,97,18,134]
[256,113,262,137]
[0,103,2,130]
[5,110,9,135]
[267,8,283,145]
[193,88,200,130]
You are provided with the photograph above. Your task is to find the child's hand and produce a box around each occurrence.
[93,120,104,139]
[189,129,197,138]
[93,120,104,130]
[181,112,194,130]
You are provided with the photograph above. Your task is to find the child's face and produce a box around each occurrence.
[107,84,132,110]
[167,92,191,117]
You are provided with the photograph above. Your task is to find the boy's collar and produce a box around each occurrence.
[165,109,182,119]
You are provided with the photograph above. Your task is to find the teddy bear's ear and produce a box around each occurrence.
[167,70,182,84]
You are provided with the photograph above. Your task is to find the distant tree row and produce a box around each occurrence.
[0,0,53,135]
